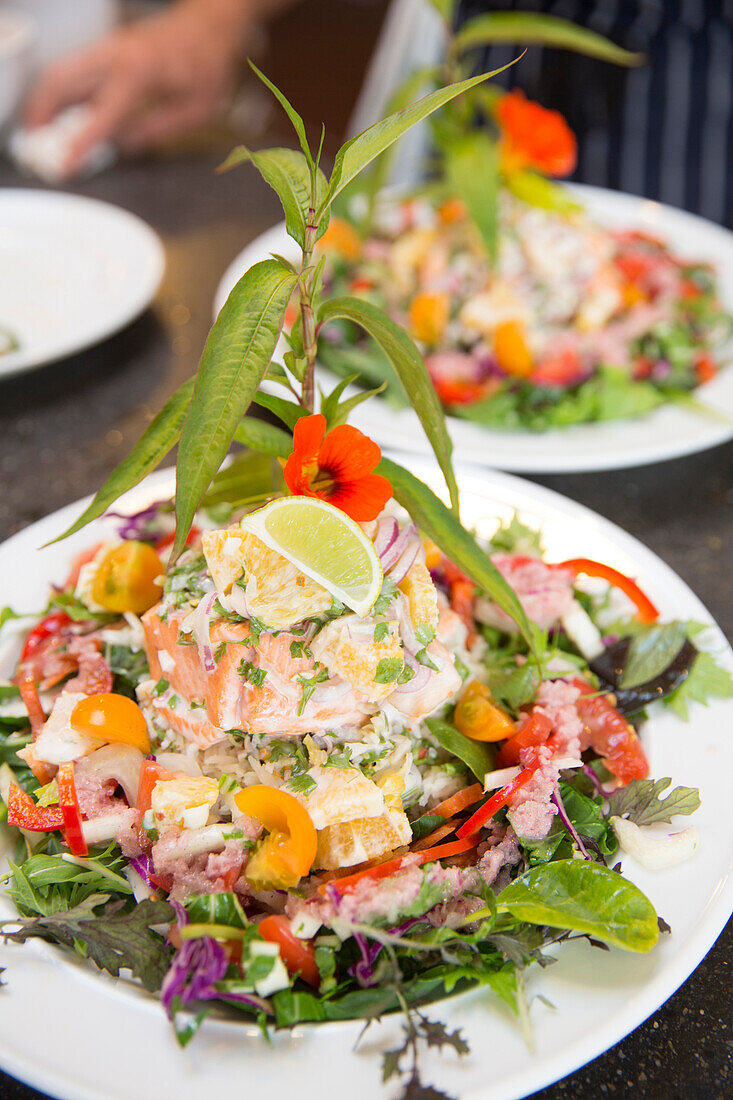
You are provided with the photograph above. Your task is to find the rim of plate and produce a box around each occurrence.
[212,185,733,473]
[0,189,165,380]
[0,459,731,1100]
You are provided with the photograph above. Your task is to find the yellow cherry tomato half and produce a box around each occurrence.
[234,785,317,890]
[70,692,151,753]
[408,291,450,346]
[454,682,515,743]
[92,541,163,614]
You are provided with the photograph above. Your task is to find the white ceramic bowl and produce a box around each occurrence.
[0,10,35,131]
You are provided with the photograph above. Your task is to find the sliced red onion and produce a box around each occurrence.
[128,853,157,888]
[388,538,421,585]
[373,516,399,558]
[191,592,217,673]
[378,523,412,573]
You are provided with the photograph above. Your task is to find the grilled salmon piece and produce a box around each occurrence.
[141,604,370,747]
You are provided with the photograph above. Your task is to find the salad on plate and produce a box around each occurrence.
[316,192,730,433]
[1,51,731,1100]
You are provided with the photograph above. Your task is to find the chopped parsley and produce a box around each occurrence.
[286,772,317,796]
[324,747,353,769]
[190,699,207,710]
[415,648,439,671]
[238,660,267,688]
[374,656,405,684]
[290,639,312,659]
[373,622,390,643]
[297,665,329,715]
[372,577,399,615]
[415,621,436,647]
[214,641,228,663]
[152,678,169,697]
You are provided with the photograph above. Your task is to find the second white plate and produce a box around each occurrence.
[214,185,733,473]
[0,188,165,379]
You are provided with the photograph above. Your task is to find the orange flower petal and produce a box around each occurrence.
[317,423,382,480]
[284,414,327,495]
[327,474,393,522]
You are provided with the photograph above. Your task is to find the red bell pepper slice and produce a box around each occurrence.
[321,835,480,898]
[20,612,72,663]
[457,764,539,839]
[57,763,88,856]
[558,558,659,624]
[15,672,47,738]
[6,783,64,832]
[495,709,553,768]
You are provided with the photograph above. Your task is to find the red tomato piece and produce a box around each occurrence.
[258,914,320,987]
[571,678,649,785]
[137,760,175,815]
[495,709,554,768]
[20,612,72,663]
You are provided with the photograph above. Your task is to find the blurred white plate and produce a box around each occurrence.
[0,189,165,378]
[0,458,731,1100]
[214,185,733,473]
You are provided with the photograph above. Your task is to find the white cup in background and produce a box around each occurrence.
[5,0,120,73]
[0,10,35,132]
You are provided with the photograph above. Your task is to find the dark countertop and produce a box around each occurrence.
[0,148,730,1100]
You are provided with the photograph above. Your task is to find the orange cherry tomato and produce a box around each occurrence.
[454,682,515,743]
[494,320,533,378]
[258,914,319,987]
[316,216,361,261]
[70,692,151,753]
[234,785,317,890]
[438,197,467,224]
[695,352,717,384]
[408,291,450,346]
[92,541,163,614]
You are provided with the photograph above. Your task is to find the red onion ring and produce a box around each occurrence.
[373,516,399,558]
[391,649,431,694]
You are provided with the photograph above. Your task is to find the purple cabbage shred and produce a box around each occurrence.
[551,785,593,861]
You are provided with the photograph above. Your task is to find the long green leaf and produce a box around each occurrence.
[48,378,195,544]
[253,391,308,430]
[219,147,329,248]
[453,13,642,66]
[379,457,535,652]
[233,416,293,457]
[321,64,518,211]
[319,297,459,513]
[173,260,297,558]
[248,61,314,169]
[445,131,499,261]
[498,860,659,952]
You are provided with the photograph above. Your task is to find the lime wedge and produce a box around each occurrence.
[240,497,383,618]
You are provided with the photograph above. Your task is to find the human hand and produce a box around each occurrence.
[22,0,251,176]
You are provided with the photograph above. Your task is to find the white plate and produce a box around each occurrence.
[214,185,733,473]
[0,459,731,1100]
[0,189,165,378]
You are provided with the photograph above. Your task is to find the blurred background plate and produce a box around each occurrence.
[214,185,733,473]
[0,189,165,379]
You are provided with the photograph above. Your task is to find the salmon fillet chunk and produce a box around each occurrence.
[141,604,370,747]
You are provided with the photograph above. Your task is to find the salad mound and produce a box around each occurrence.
[1,465,724,1082]
[317,196,730,431]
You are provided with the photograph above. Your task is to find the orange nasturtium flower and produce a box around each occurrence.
[283,414,392,522]
[496,89,577,178]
